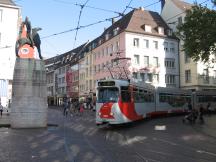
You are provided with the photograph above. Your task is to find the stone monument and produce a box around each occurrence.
[10,17,47,128]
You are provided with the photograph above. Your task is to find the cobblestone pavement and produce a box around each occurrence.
[0,107,216,162]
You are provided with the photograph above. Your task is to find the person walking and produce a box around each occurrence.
[206,102,211,116]
[198,104,204,124]
[63,98,68,116]
[0,102,3,117]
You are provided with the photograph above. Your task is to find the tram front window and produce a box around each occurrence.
[97,87,119,103]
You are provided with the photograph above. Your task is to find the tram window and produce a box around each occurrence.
[139,92,145,102]
[121,86,131,102]
[97,87,119,103]
[144,93,154,102]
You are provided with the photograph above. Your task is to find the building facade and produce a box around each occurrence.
[0,0,20,107]
[161,0,216,91]
[90,8,179,92]
[45,8,181,104]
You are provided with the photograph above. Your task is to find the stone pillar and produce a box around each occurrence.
[10,58,47,128]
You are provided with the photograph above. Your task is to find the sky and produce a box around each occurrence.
[14,0,214,59]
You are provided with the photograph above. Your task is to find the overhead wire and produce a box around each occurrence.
[122,0,134,16]
[53,0,122,15]
[42,0,211,55]
[41,15,120,39]
[73,0,90,48]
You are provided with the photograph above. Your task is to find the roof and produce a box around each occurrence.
[0,0,16,6]
[171,0,192,11]
[89,8,174,48]
[126,8,170,36]
[45,41,89,67]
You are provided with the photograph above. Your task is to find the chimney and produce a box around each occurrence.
[161,0,166,11]
[139,7,144,11]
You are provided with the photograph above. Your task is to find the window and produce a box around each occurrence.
[145,25,151,32]
[178,17,182,25]
[153,41,158,49]
[97,87,119,103]
[158,27,164,34]
[102,49,104,57]
[165,58,175,68]
[94,65,96,74]
[184,53,191,63]
[185,70,191,83]
[113,27,119,36]
[115,41,119,51]
[203,69,209,83]
[121,86,131,102]
[133,72,138,79]
[140,73,145,81]
[62,77,65,83]
[153,74,159,82]
[143,39,149,48]
[170,43,175,53]
[0,9,2,22]
[58,78,61,84]
[147,73,153,82]
[153,57,159,67]
[134,54,140,64]
[98,64,100,72]
[144,56,149,67]
[105,33,109,40]
[165,75,175,84]
[214,70,216,84]
[164,42,168,51]
[133,38,139,47]
[106,47,109,56]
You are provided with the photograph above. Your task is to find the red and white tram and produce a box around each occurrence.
[96,79,216,125]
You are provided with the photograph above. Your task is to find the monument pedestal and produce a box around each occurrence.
[10,58,47,128]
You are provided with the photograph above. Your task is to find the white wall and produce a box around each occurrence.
[0,4,20,107]
[125,32,179,88]
[0,5,20,80]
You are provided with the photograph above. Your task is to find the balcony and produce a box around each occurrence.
[198,75,216,85]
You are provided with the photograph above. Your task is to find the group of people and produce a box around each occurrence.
[63,98,95,117]
[183,101,212,124]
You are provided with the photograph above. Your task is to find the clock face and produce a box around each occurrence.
[18,44,35,59]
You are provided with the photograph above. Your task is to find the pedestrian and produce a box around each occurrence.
[63,98,68,116]
[187,101,192,112]
[79,101,84,116]
[0,102,3,117]
[198,104,204,124]
[206,102,211,116]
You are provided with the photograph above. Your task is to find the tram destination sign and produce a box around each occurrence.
[98,81,115,87]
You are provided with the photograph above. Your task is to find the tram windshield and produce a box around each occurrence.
[97,87,119,103]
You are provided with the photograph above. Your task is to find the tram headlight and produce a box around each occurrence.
[110,112,114,116]
[98,112,101,116]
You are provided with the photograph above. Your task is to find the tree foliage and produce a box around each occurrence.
[177,4,216,63]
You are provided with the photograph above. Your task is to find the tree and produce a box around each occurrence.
[177,4,216,63]
[212,0,216,6]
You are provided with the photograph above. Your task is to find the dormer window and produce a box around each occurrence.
[158,27,164,35]
[98,39,102,45]
[113,27,119,36]
[167,29,173,36]
[144,25,151,32]
[105,33,110,40]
